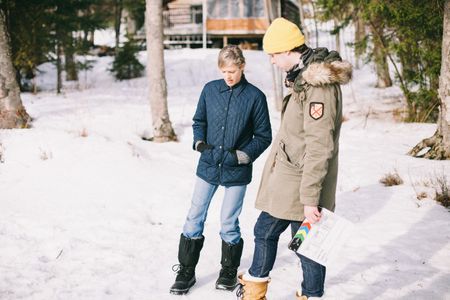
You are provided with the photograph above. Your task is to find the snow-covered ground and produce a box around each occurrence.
[0,47,449,300]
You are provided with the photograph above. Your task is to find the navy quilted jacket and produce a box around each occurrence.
[193,76,272,186]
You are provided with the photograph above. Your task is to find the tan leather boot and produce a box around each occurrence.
[237,273,270,300]
[295,290,308,300]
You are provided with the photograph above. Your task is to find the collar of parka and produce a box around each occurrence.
[292,48,353,92]
[302,60,353,86]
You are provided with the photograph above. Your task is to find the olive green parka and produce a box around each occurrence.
[255,49,353,221]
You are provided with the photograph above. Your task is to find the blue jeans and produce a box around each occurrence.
[248,212,326,297]
[183,177,247,245]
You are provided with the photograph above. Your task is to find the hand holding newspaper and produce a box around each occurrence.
[288,208,354,266]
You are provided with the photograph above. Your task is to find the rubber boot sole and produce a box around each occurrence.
[215,281,238,291]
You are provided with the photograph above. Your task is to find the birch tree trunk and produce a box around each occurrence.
[145,0,177,142]
[0,9,30,129]
[408,0,450,159]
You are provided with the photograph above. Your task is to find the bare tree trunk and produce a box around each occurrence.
[145,0,177,142]
[297,0,309,42]
[354,12,365,69]
[311,0,319,48]
[333,18,341,53]
[115,0,123,57]
[439,0,450,151]
[370,23,392,88]
[271,65,284,111]
[265,0,283,111]
[0,9,30,129]
[65,35,78,81]
[56,39,62,94]
[124,9,137,36]
[409,0,450,159]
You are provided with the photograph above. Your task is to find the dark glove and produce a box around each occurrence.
[197,142,213,153]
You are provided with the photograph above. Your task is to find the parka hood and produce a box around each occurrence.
[302,60,353,86]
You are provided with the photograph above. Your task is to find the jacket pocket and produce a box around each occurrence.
[275,140,302,172]
[222,150,237,167]
[200,148,214,165]
[268,155,302,205]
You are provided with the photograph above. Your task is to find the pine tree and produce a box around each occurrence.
[110,37,144,80]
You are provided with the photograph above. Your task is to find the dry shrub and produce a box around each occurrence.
[416,191,428,200]
[380,170,404,186]
[432,173,450,208]
[0,143,4,163]
[39,149,53,160]
[79,128,88,137]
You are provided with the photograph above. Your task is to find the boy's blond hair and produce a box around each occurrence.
[218,45,245,68]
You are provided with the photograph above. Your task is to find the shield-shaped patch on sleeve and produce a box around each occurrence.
[309,102,324,120]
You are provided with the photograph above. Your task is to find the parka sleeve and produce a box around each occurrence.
[192,87,207,149]
[300,85,338,206]
[240,93,272,162]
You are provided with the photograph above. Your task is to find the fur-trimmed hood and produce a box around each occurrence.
[302,60,353,86]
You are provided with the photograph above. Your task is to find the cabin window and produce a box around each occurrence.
[230,0,240,18]
[191,5,202,23]
[243,0,265,18]
[207,0,264,19]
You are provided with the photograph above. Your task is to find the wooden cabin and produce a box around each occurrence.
[163,0,301,49]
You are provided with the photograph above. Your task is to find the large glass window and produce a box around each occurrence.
[254,0,264,17]
[207,0,218,18]
[230,0,240,18]
[208,0,264,19]
[219,1,229,17]
[243,0,264,18]
[243,0,253,17]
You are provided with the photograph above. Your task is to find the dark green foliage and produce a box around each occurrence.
[1,0,112,90]
[364,0,445,123]
[405,89,440,123]
[110,38,144,80]
[317,0,446,123]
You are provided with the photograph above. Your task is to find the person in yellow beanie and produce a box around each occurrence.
[237,18,353,300]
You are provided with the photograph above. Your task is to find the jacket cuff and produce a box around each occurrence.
[194,140,204,151]
[236,150,251,164]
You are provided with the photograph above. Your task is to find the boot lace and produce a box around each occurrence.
[172,264,192,280]
[172,264,181,273]
[236,283,244,299]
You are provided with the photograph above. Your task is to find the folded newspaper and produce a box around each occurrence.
[288,208,354,266]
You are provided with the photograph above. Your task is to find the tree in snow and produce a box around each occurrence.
[145,0,177,142]
[0,9,30,129]
[409,0,450,159]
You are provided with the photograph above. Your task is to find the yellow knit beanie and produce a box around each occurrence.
[263,18,305,54]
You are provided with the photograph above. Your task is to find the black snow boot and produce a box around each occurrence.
[215,238,244,291]
[170,234,204,295]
